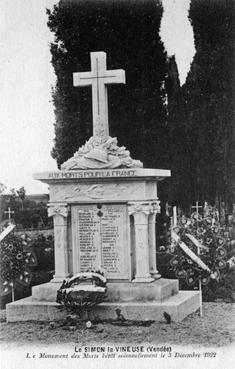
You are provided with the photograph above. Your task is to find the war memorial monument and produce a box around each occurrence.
[6,52,200,322]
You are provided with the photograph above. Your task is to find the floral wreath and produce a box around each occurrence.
[57,270,107,311]
[0,231,37,295]
[167,210,231,286]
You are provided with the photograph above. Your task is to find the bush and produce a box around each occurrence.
[0,232,54,308]
[14,208,53,229]
[0,232,37,297]
[32,234,54,271]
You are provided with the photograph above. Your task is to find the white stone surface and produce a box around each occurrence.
[73,52,125,138]
[31,279,179,302]
[61,136,143,170]
[48,204,70,282]
[71,203,131,280]
[45,175,164,283]
[49,181,147,202]
[129,202,156,282]
[6,290,200,322]
[148,202,161,279]
[34,168,171,182]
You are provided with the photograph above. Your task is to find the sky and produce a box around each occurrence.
[160,0,195,85]
[0,0,195,195]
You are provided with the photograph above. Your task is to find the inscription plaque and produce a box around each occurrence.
[72,203,130,280]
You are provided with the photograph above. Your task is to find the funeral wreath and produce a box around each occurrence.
[165,207,234,301]
[56,271,107,314]
[0,231,37,300]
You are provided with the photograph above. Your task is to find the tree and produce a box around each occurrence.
[0,183,6,194]
[5,189,20,216]
[9,188,17,199]
[164,56,192,209]
[17,187,26,210]
[181,0,235,209]
[47,0,169,169]
[163,0,235,211]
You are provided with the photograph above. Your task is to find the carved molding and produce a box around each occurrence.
[151,200,161,214]
[61,135,143,170]
[48,204,69,218]
[128,201,161,216]
[51,183,142,201]
[128,202,153,216]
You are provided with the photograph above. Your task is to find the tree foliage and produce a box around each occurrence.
[182,0,235,208]
[1,189,51,229]
[166,0,234,210]
[165,56,192,208]
[47,0,168,169]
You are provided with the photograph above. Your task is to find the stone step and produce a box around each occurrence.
[104,279,179,302]
[32,279,179,303]
[6,290,200,323]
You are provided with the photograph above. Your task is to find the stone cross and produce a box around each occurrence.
[4,207,14,222]
[192,202,203,218]
[73,51,125,138]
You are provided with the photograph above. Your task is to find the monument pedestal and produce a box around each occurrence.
[6,279,200,322]
[31,278,179,303]
[6,168,200,322]
[34,168,170,283]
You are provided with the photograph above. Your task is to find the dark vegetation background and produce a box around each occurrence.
[0,234,54,309]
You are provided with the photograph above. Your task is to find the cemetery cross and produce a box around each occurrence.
[192,201,203,219]
[73,52,125,138]
[4,207,14,222]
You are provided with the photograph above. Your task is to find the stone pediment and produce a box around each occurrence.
[61,135,143,170]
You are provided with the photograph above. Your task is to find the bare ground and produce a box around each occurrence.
[0,303,234,347]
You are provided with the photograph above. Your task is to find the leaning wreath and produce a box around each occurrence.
[56,271,107,314]
[167,210,233,287]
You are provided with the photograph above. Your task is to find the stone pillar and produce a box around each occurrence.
[149,201,161,280]
[128,202,154,283]
[48,203,70,282]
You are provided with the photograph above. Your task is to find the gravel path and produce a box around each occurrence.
[0,303,234,347]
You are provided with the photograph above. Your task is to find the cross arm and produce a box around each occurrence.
[73,71,94,87]
[104,69,126,84]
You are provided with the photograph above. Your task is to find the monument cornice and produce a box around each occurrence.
[34,168,171,184]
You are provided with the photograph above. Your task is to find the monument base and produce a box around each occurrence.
[6,291,200,323]
[6,279,200,322]
[31,278,179,303]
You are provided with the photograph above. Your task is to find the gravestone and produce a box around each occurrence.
[6,52,200,322]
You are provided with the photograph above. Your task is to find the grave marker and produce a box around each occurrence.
[4,207,14,222]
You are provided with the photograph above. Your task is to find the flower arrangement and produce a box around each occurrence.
[0,232,37,300]
[56,271,107,315]
[167,209,233,287]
